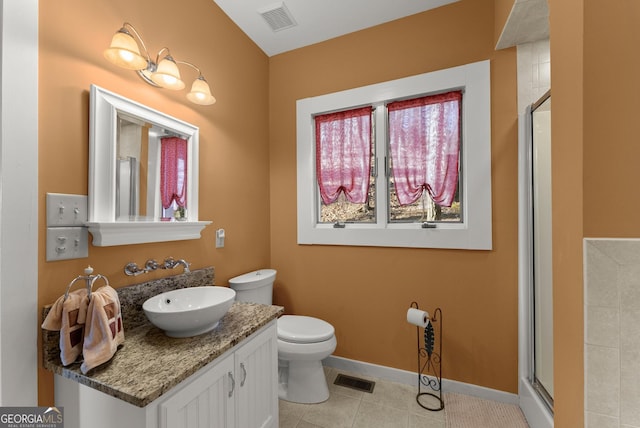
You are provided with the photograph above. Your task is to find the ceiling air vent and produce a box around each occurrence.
[258,2,297,32]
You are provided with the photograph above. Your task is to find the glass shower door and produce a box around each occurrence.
[530,91,554,409]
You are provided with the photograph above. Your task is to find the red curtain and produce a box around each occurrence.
[160,137,187,209]
[388,91,462,207]
[315,107,372,205]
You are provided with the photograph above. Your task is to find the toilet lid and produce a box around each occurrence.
[277,315,335,343]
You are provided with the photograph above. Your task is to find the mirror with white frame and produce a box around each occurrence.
[86,84,211,246]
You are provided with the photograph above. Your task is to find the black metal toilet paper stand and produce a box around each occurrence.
[411,301,444,411]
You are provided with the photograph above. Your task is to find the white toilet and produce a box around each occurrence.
[228,269,337,404]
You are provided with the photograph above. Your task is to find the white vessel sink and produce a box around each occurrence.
[143,286,236,337]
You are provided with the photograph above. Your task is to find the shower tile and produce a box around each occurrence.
[619,265,640,354]
[530,64,539,88]
[590,239,640,265]
[586,411,619,428]
[621,350,640,426]
[517,43,534,74]
[583,239,640,428]
[585,344,620,417]
[619,264,640,308]
[517,41,548,113]
[585,241,620,308]
[538,61,550,87]
[586,306,619,348]
[620,308,640,354]
[534,87,548,102]
[296,421,325,428]
[534,39,550,63]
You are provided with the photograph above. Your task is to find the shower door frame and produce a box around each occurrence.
[518,90,554,428]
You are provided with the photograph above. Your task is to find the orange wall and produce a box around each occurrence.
[550,0,640,426]
[549,0,584,425]
[583,0,640,237]
[38,0,270,404]
[269,0,520,393]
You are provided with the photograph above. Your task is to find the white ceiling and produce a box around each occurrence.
[213,0,460,57]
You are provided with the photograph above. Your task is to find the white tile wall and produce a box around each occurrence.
[516,39,550,113]
[585,239,640,428]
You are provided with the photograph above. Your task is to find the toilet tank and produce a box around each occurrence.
[228,269,276,305]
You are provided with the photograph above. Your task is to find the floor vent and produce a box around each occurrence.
[258,2,297,32]
[334,373,375,393]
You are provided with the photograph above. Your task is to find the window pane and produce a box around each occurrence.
[320,179,376,223]
[316,107,375,223]
[387,91,462,223]
[388,173,460,222]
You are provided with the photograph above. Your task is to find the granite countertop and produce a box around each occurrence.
[41,268,284,408]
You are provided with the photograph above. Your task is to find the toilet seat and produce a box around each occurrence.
[278,315,335,343]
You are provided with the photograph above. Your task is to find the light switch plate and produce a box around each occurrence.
[46,227,89,261]
[46,193,88,227]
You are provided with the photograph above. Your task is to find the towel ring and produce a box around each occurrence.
[63,266,110,301]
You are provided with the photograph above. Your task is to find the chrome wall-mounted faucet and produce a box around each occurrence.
[162,257,190,273]
[124,260,158,276]
[173,259,191,273]
[124,257,190,276]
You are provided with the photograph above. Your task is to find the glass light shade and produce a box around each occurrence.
[103,31,148,70]
[150,57,185,90]
[186,78,216,105]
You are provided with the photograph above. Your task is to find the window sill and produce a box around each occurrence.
[298,224,491,250]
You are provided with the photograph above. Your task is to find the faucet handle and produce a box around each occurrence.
[124,262,144,276]
[145,259,159,271]
[162,257,176,269]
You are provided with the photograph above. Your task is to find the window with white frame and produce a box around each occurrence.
[296,60,492,250]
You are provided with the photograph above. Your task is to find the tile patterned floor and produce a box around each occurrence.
[279,367,446,428]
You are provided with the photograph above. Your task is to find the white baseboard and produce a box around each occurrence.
[323,355,519,405]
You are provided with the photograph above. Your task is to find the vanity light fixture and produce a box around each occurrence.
[103,22,216,106]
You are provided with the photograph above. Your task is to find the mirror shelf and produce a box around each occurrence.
[86,221,211,246]
[88,85,211,246]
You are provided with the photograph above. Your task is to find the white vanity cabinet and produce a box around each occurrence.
[158,321,278,428]
[55,321,278,428]
[158,352,235,428]
[233,321,279,428]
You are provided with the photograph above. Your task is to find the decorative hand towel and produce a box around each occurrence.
[81,285,125,374]
[41,288,90,366]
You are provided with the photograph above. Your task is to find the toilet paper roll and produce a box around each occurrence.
[406,308,430,327]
